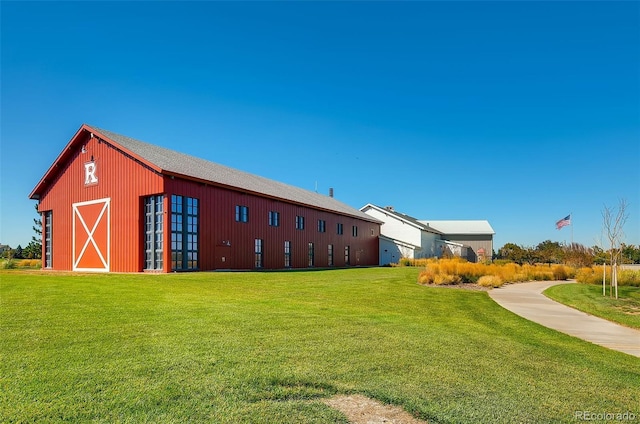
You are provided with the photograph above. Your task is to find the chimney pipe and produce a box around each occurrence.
[329,187,334,198]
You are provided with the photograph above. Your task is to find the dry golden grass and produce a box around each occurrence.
[416,259,575,287]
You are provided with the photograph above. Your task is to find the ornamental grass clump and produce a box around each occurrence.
[575,266,640,287]
[433,273,461,285]
[477,275,504,288]
[417,258,580,287]
[551,265,573,281]
[619,270,640,287]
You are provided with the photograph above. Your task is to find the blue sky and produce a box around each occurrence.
[1,1,639,251]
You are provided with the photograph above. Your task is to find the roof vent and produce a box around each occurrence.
[384,206,395,212]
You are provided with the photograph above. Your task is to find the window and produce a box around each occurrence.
[308,242,315,267]
[255,239,263,268]
[296,215,305,230]
[171,195,199,271]
[144,195,164,270]
[328,244,334,266]
[345,245,350,265]
[268,211,280,227]
[318,219,326,233]
[44,210,52,268]
[235,205,248,222]
[284,241,291,268]
[352,225,358,237]
[337,223,343,235]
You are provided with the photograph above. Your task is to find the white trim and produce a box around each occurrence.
[72,198,111,272]
[360,203,427,231]
[379,234,420,250]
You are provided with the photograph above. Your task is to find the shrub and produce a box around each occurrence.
[396,258,433,267]
[17,259,41,268]
[416,258,583,287]
[398,258,412,267]
[433,273,461,285]
[417,269,436,285]
[575,267,599,284]
[618,270,640,287]
[551,265,570,281]
[1,259,16,269]
[477,275,504,288]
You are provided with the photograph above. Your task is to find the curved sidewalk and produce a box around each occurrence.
[488,281,640,357]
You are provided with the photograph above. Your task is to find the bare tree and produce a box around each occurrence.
[601,198,629,299]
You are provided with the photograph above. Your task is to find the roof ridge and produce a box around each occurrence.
[89,125,380,223]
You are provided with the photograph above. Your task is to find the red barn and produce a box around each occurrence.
[29,124,381,272]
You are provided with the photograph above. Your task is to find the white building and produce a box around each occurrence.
[360,204,495,265]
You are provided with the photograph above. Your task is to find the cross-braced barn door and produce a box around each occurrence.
[73,198,110,272]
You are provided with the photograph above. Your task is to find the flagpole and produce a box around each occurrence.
[570,212,573,245]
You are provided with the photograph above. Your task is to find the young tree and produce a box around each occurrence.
[535,240,563,265]
[31,203,43,259]
[602,198,629,299]
[621,244,640,264]
[498,243,532,264]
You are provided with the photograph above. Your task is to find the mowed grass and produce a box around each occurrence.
[545,283,640,330]
[1,268,639,423]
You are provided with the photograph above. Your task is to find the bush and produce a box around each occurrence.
[416,258,580,286]
[1,259,42,269]
[618,270,640,287]
[17,259,41,268]
[397,258,433,267]
[575,267,600,285]
[551,265,570,281]
[477,275,504,288]
[433,273,461,285]
[1,259,16,269]
[417,269,436,285]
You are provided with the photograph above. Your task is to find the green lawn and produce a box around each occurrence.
[544,283,640,330]
[1,268,639,423]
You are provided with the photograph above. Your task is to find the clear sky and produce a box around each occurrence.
[1,1,639,252]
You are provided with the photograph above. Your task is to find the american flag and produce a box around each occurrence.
[556,214,571,230]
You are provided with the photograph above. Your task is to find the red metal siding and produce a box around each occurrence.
[36,126,379,272]
[37,130,164,272]
[164,178,380,270]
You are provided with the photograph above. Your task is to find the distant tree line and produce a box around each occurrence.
[495,240,640,267]
[2,205,43,260]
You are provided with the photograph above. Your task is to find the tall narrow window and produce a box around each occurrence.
[171,195,199,271]
[296,215,305,230]
[318,219,326,233]
[308,242,315,267]
[269,211,280,227]
[328,244,334,266]
[284,241,291,268]
[235,205,248,223]
[345,245,350,265]
[352,225,358,237]
[144,195,164,270]
[255,239,263,268]
[337,223,343,235]
[44,210,52,268]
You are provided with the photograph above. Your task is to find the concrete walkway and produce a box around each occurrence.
[488,281,640,357]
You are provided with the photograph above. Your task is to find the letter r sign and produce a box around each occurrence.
[84,161,98,185]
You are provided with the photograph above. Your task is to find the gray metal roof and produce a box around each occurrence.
[419,220,495,235]
[91,125,379,223]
